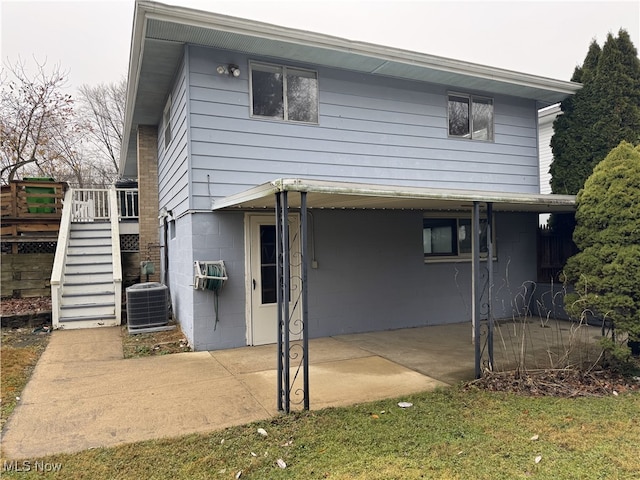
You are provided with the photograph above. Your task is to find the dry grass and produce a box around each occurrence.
[121,324,190,358]
[0,328,50,429]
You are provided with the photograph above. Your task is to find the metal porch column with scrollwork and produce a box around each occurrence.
[472,201,495,379]
[276,190,309,413]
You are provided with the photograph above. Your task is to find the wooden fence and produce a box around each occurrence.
[1,253,55,298]
[1,180,66,254]
[537,225,577,283]
[1,180,66,233]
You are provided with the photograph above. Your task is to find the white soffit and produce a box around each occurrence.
[141,7,580,102]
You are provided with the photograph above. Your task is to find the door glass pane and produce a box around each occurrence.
[260,225,277,304]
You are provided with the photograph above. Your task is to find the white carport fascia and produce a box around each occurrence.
[211,178,576,213]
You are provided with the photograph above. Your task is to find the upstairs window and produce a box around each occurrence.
[448,94,493,141]
[250,62,318,124]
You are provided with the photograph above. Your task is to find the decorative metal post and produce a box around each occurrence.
[486,202,494,371]
[281,191,291,412]
[300,191,310,410]
[276,192,284,412]
[276,190,310,413]
[472,201,482,379]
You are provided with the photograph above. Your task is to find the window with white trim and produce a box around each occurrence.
[250,62,318,123]
[448,93,494,141]
[423,215,495,261]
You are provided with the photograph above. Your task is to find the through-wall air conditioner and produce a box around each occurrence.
[126,282,169,333]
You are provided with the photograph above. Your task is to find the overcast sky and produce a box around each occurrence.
[1,0,639,92]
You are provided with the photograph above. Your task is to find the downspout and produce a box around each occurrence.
[162,214,170,298]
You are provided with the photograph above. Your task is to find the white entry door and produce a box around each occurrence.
[247,214,301,346]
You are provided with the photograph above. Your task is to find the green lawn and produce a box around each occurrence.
[2,387,638,479]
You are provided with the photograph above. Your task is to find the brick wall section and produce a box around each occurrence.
[137,125,161,283]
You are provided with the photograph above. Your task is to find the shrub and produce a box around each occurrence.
[564,141,640,360]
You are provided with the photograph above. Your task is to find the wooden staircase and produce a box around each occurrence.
[58,222,118,328]
[51,188,122,329]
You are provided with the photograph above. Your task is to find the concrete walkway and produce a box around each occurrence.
[2,319,601,459]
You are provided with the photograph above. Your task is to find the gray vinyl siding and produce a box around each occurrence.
[158,51,190,217]
[187,45,539,211]
[191,209,537,350]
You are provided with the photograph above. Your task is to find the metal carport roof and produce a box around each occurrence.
[211,178,576,213]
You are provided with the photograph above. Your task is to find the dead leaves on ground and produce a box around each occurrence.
[465,369,640,397]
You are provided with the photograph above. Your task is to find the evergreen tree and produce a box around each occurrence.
[550,30,640,196]
[564,141,640,356]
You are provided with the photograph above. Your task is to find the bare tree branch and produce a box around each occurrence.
[0,58,74,184]
[77,78,125,175]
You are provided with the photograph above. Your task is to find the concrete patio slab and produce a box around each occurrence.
[1,326,444,459]
[1,319,601,460]
[335,322,477,385]
[239,355,447,415]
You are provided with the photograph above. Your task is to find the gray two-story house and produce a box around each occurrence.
[120,1,580,354]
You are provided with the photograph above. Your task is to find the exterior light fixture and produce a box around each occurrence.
[216,64,241,77]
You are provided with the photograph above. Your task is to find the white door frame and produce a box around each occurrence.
[244,212,301,346]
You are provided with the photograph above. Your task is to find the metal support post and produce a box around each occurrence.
[472,201,482,379]
[486,202,494,371]
[276,193,284,411]
[300,192,310,410]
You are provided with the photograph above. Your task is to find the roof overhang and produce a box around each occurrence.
[120,0,581,178]
[211,178,576,213]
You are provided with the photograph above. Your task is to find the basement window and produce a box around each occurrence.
[423,215,495,262]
